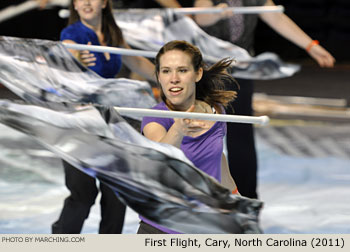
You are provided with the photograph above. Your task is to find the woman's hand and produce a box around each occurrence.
[218,3,234,20]
[78,42,97,67]
[307,44,336,68]
[194,0,233,26]
[173,102,213,138]
[36,0,49,9]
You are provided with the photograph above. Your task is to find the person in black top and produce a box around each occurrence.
[193,0,335,199]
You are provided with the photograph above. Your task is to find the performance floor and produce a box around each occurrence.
[1,118,349,234]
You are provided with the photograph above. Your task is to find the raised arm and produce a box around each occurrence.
[36,0,50,9]
[121,41,156,82]
[259,0,335,67]
[193,0,232,26]
[154,0,182,8]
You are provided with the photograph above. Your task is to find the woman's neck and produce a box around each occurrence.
[80,18,105,45]
[166,100,212,113]
[80,18,102,34]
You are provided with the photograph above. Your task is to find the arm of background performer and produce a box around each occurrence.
[154,0,182,8]
[36,0,49,9]
[221,153,239,194]
[193,0,232,26]
[61,40,97,67]
[121,42,156,82]
[259,0,335,67]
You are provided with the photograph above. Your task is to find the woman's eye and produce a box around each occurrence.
[161,69,169,74]
[179,69,187,73]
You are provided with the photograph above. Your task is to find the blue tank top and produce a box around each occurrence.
[60,21,122,78]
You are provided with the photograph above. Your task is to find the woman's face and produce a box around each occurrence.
[158,50,203,111]
[73,0,107,24]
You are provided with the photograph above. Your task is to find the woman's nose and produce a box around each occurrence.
[170,72,180,83]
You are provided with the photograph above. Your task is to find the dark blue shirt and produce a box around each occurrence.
[60,21,122,78]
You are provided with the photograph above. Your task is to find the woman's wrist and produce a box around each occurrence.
[305,40,319,52]
[232,187,239,194]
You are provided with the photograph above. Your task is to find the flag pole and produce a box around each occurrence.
[59,5,284,19]
[172,5,284,15]
[114,107,270,126]
[63,43,157,58]
[63,42,221,62]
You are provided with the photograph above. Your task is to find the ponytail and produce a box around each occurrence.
[196,58,238,114]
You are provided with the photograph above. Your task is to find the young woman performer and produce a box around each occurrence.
[138,40,239,234]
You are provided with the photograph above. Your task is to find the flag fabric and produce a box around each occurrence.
[114,9,300,80]
[0,26,264,234]
[0,100,263,234]
[0,36,156,120]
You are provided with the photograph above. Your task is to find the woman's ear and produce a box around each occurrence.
[195,67,203,82]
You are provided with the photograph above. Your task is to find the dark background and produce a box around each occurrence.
[255,0,350,62]
[0,1,66,41]
[253,0,350,103]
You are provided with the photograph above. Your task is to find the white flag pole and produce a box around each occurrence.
[114,107,270,126]
[173,5,284,15]
[63,43,157,58]
[63,42,223,63]
[59,5,284,19]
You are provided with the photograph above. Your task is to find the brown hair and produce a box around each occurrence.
[68,0,124,46]
[155,40,237,113]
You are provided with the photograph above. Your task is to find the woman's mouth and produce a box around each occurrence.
[83,8,93,13]
[169,87,183,95]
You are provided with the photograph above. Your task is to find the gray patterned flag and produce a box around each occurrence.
[114,9,300,80]
[0,34,263,234]
[0,100,263,234]
[0,36,156,118]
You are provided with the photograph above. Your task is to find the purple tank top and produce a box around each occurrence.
[140,102,227,233]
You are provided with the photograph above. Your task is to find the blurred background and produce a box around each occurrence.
[254,0,350,113]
